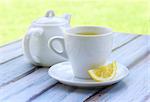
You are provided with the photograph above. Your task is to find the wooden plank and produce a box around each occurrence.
[32,85,99,102]
[0,56,35,87]
[148,35,150,52]
[0,39,21,48]
[111,36,148,66]
[0,34,144,102]
[31,83,76,102]
[30,36,148,102]
[145,54,150,102]
[0,40,22,64]
[85,55,150,102]
[112,33,140,51]
[0,33,138,64]
[0,68,57,102]
[0,34,138,88]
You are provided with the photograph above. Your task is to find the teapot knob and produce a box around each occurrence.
[62,14,71,23]
[45,10,55,17]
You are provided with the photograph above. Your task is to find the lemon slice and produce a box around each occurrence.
[88,61,117,82]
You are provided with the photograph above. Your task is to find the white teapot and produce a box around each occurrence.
[23,10,71,66]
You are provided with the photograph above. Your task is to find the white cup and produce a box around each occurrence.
[48,26,113,79]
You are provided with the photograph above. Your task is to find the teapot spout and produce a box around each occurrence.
[62,14,71,23]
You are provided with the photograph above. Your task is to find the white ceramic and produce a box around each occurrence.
[48,61,129,87]
[48,26,113,78]
[23,10,71,66]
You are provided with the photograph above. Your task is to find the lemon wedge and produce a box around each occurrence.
[88,61,117,82]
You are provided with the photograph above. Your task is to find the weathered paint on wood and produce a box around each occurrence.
[85,55,150,102]
[31,36,148,102]
[32,84,76,102]
[0,69,57,102]
[0,33,139,64]
[0,40,22,64]
[0,34,148,102]
[112,36,148,66]
[0,34,138,88]
[112,33,140,51]
[0,56,35,87]
[148,35,150,52]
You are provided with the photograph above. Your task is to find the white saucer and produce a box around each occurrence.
[48,61,129,87]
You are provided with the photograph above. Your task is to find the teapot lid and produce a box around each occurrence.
[33,10,70,26]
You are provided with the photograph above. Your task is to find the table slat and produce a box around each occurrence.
[148,36,150,51]
[112,36,148,66]
[0,40,22,64]
[0,69,57,102]
[0,34,137,88]
[31,36,148,102]
[0,34,147,102]
[31,83,76,102]
[85,55,150,102]
[112,33,140,51]
[0,57,35,87]
[0,33,138,64]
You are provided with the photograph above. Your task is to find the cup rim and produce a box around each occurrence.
[65,26,112,37]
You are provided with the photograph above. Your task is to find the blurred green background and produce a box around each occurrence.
[0,0,149,46]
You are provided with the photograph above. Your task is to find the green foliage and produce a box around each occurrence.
[0,0,149,45]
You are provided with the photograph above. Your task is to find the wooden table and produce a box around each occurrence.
[0,33,149,102]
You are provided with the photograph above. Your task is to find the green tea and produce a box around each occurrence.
[77,32,98,35]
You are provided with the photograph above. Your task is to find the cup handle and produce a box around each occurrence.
[48,36,68,59]
[23,27,43,65]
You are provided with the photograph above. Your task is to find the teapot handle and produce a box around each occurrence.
[45,10,55,17]
[23,27,43,66]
